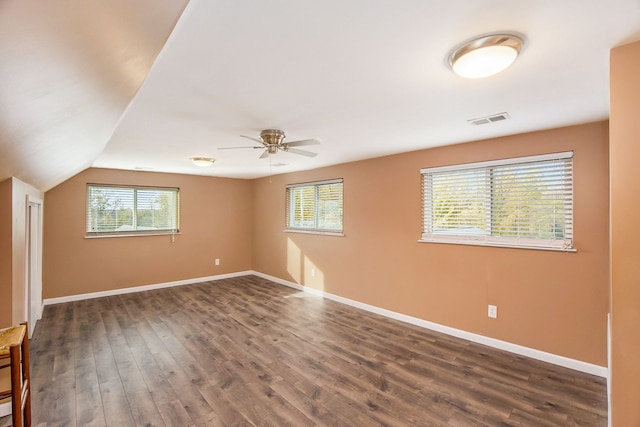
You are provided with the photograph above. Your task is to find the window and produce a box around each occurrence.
[86,184,180,237]
[421,152,573,250]
[285,179,343,235]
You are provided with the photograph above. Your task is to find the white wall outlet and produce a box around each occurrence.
[215,258,220,266]
[311,268,316,277]
[488,304,498,319]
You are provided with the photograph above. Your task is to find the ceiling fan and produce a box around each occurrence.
[219,129,320,159]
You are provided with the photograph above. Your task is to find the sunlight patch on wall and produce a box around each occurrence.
[286,237,325,291]
[287,238,302,284]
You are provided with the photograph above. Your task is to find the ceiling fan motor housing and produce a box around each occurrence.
[260,129,286,146]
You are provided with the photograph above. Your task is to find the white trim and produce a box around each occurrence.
[85,231,182,239]
[26,195,43,205]
[26,194,44,336]
[252,271,607,378]
[420,150,573,174]
[286,178,343,188]
[42,271,252,305]
[418,238,577,252]
[284,229,344,237]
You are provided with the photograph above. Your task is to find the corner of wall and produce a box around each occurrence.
[0,178,13,328]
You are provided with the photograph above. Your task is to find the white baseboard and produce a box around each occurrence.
[41,269,607,378]
[251,271,608,378]
[42,271,253,306]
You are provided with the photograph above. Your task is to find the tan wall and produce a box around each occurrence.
[610,41,640,426]
[43,168,253,299]
[0,178,12,328]
[253,122,610,365]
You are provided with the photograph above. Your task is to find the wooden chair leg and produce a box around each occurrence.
[20,322,31,427]
[9,345,22,427]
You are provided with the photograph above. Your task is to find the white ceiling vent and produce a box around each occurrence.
[468,112,511,126]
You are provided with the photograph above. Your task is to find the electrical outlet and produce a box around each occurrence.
[488,305,498,319]
[311,268,316,277]
[215,258,220,266]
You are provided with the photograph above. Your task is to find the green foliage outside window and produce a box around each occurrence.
[87,185,179,235]
[423,154,573,249]
[287,180,343,233]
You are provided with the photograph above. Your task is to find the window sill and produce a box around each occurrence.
[85,232,181,239]
[284,229,344,237]
[417,238,576,252]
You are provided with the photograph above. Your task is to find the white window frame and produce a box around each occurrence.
[285,179,344,236]
[86,184,180,238]
[420,152,574,251]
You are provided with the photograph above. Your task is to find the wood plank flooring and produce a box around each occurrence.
[29,275,607,426]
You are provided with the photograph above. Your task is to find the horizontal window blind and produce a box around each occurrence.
[421,152,573,250]
[286,179,343,233]
[87,184,179,236]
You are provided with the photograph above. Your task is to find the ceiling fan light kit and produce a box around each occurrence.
[448,33,523,79]
[219,129,320,158]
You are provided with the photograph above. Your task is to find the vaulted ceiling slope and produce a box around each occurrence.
[0,0,189,191]
[2,1,640,191]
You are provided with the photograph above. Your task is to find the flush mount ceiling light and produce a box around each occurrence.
[448,34,523,79]
[191,157,215,167]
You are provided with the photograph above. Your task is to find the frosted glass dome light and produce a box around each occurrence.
[191,157,215,167]
[449,34,523,79]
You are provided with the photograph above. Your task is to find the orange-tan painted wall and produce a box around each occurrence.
[252,122,610,365]
[43,168,253,299]
[610,41,640,426]
[0,178,12,328]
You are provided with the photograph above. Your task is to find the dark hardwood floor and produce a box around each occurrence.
[29,275,607,426]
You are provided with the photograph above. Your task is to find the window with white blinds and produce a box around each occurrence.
[421,152,573,250]
[285,179,343,234]
[86,184,180,237]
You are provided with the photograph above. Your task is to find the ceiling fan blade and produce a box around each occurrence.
[259,150,270,159]
[283,139,320,147]
[287,147,318,157]
[218,146,261,150]
[240,135,265,145]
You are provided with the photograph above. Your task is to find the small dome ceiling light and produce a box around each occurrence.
[191,157,215,167]
[448,34,523,79]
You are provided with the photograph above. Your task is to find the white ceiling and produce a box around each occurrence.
[2,1,640,190]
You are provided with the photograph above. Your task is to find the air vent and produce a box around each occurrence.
[468,112,511,126]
